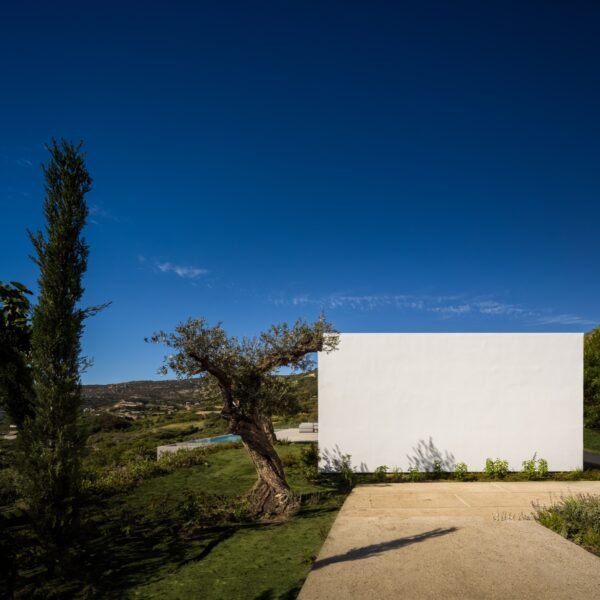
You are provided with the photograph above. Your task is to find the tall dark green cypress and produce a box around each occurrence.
[21,140,92,550]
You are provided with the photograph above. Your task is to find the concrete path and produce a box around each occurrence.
[299,481,600,600]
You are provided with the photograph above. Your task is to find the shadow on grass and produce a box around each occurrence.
[79,512,264,595]
[77,490,346,595]
[311,527,458,570]
[9,486,348,596]
[253,585,302,600]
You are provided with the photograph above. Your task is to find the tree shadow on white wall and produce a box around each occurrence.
[407,437,456,472]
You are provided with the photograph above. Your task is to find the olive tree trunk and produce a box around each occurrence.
[232,414,298,517]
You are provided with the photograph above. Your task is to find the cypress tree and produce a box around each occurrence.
[20,140,92,551]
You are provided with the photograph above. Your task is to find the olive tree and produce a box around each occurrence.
[150,317,338,516]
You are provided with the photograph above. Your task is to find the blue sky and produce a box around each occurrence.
[1,1,599,383]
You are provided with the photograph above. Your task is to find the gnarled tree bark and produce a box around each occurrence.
[230,412,298,517]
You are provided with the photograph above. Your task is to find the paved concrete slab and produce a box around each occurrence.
[299,482,600,600]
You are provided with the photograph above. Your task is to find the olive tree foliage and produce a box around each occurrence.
[150,317,338,516]
[585,326,600,429]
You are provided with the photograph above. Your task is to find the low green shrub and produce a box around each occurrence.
[338,454,355,490]
[453,462,468,480]
[406,467,422,482]
[431,461,443,479]
[534,493,600,554]
[281,453,301,468]
[373,465,388,483]
[86,413,133,434]
[521,458,549,480]
[83,447,211,496]
[0,468,20,505]
[485,458,509,479]
[522,459,537,479]
[300,443,319,468]
[299,443,319,481]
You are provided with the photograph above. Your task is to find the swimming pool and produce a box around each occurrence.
[193,433,241,444]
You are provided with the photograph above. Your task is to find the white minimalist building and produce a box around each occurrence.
[318,333,583,472]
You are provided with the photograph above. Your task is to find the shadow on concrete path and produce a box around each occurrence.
[312,527,458,570]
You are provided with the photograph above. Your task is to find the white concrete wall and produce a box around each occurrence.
[318,333,583,472]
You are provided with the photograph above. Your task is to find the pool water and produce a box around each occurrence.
[193,433,241,444]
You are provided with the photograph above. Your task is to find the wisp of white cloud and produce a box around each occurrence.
[274,292,595,327]
[156,261,208,279]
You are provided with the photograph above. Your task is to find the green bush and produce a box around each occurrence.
[300,443,319,468]
[0,468,20,505]
[299,443,319,481]
[84,447,211,496]
[390,466,402,481]
[281,453,301,468]
[406,467,422,482]
[485,458,509,479]
[522,459,537,479]
[373,465,388,483]
[453,462,468,480]
[338,454,355,490]
[535,494,600,554]
[431,461,442,479]
[86,413,133,434]
[521,458,549,480]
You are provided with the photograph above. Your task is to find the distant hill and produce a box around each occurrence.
[82,370,318,419]
[83,379,206,414]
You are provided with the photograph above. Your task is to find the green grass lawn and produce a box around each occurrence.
[584,429,600,453]
[3,443,345,599]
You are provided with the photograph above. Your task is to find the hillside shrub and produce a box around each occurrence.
[87,413,133,434]
[83,447,211,496]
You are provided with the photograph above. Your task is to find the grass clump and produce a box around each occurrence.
[535,494,600,555]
